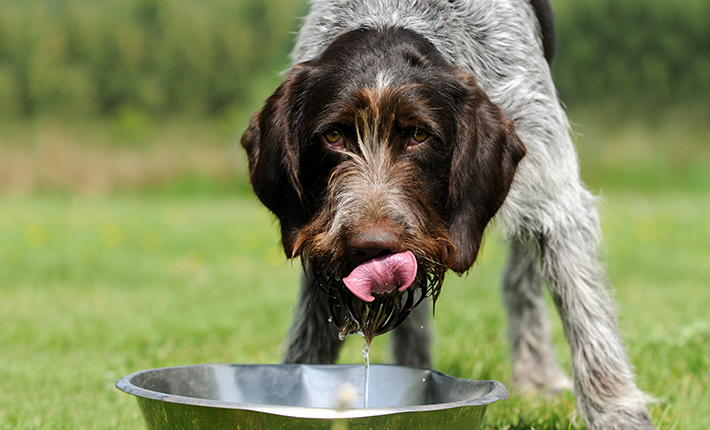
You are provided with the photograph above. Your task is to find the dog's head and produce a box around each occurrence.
[241,27,525,343]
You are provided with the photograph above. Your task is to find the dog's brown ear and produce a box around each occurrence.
[446,73,526,273]
[240,63,312,258]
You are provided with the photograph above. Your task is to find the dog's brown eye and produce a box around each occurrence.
[323,129,344,146]
[410,129,429,145]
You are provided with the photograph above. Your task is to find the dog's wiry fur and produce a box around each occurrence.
[241,1,655,428]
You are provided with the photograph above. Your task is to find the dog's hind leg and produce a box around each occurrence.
[391,302,432,368]
[502,235,572,394]
[282,267,343,364]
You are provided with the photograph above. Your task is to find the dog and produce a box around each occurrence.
[240,0,655,428]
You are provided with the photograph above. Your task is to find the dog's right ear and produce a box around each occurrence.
[240,63,312,258]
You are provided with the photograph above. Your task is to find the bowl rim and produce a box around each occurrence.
[115,363,509,420]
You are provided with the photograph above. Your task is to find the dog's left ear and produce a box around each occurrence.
[240,63,313,258]
[446,73,527,273]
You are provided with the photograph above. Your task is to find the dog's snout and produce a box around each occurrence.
[347,228,401,263]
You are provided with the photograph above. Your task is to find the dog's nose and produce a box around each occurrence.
[347,228,402,264]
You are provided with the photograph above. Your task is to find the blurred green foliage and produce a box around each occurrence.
[0,0,305,119]
[552,0,710,116]
[0,0,707,120]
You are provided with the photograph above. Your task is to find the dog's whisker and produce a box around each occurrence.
[416,254,447,269]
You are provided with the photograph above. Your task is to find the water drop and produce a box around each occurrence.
[422,377,426,383]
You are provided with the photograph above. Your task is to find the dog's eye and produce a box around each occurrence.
[410,129,430,145]
[323,129,344,147]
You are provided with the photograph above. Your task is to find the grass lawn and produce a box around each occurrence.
[1,113,709,429]
[1,188,708,429]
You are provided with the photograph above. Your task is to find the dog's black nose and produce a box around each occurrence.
[347,228,402,264]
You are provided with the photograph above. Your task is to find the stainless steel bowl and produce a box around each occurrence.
[116,364,508,429]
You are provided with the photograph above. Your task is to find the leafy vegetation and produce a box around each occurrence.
[0,0,304,119]
[1,0,708,121]
[551,0,710,117]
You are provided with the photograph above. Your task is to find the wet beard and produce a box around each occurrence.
[309,259,446,345]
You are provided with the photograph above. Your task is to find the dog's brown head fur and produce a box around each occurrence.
[241,27,525,342]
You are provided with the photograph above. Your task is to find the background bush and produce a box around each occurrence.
[0,0,305,119]
[0,0,707,120]
[551,0,710,116]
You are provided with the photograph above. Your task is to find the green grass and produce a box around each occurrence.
[1,188,708,429]
[1,112,709,429]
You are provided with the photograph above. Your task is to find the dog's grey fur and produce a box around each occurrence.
[278,0,655,428]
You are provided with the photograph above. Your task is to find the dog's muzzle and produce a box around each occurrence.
[309,254,445,345]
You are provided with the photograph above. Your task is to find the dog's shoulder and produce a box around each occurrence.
[292,0,554,66]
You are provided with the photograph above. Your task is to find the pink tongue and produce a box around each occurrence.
[342,251,417,302]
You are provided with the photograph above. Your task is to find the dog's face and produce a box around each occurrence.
[241,27,525,343]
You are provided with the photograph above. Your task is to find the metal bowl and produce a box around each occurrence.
[116,364,508,429]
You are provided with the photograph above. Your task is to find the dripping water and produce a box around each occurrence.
[362,343,370,408]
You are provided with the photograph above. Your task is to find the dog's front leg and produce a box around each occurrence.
[282,266,343,364]
[540,191,655,430]
[502,235,572,394]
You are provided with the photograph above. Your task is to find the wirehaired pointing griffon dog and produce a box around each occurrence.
[241,0,655,428]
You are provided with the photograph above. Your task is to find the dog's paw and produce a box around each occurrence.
[580,389,657,430]
[587,408,656,430]
[514,372,573,397]
[512,358,573,397]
